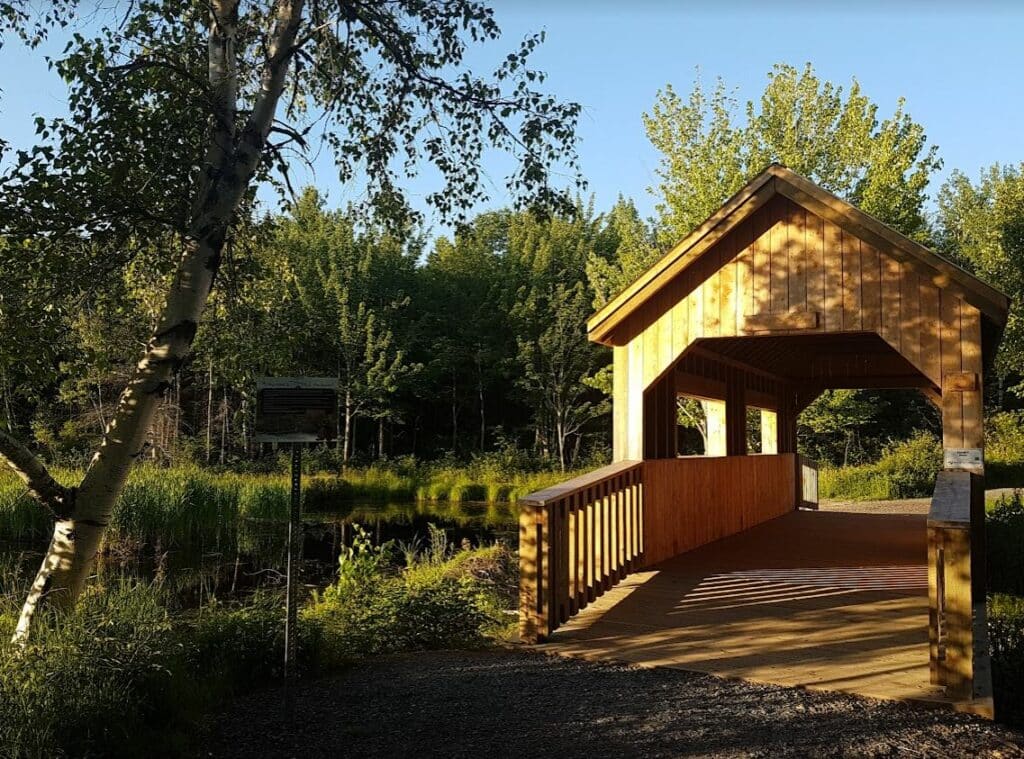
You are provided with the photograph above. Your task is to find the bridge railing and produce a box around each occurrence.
[518,460,644,642]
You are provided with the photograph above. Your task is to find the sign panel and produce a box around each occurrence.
[943,447,983,472]
[255,377,338,443]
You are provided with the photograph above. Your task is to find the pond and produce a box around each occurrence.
[0,500,520,605]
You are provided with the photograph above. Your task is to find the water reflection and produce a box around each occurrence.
[0,501,519,606]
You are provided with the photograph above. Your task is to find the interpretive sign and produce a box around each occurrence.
[254,377,337,443]
[943,447,983,472]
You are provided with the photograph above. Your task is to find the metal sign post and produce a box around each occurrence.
[254,377,338,712]
[284,442,301,681]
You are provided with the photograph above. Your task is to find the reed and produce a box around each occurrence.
[0,460,580,550]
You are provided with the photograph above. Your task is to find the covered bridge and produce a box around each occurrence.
[519,164,1008,716]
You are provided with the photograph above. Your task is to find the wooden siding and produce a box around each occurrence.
[610,194,985,462]
[642,454,798,566]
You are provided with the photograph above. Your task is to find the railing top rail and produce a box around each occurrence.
[928,470,974,529]
[519,460,641,507]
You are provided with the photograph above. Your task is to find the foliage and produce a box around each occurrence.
[509,205,611,470]
[984,412,1024,488]
[988,491,1024,597]
[644,62,940,247]
[799,389,939,468]
[306,533,515,665]
[818,432,942,500]
[0,577,291,759]
[0,460,571,549]
[585,197,660,309]
[936,164,1024,389]
[0,525,516,757]
[989,593,1024,728]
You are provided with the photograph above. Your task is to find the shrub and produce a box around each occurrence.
[818,432,940,500]
[984,412,1024,488]
[874,432,942,498]
[306,526,513,666]
[303,476,352,511]
[988,491,1024,597]
[990,593,1024,727]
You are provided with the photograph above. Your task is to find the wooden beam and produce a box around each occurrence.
[920,387,942,408]
[742,311,820,333]
[674,369,727,402]
[943,371,979,393]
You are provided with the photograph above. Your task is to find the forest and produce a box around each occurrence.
[4,64,1024,480]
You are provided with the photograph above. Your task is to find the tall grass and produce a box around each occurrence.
[818,432,942,500]
[0,459,579,549]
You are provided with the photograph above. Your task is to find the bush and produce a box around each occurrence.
[990,593,1024,727]
[0,521,517,758]
[988,491,1024,596]
[818,432,940,500]
[874,433,942,498]
[0,581,294,759]
[984,412,1024,488]
[305,526,514,666]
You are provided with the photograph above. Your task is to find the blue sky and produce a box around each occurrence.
[1,1,1022,234]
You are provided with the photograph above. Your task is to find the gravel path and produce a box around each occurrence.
[206,649,1024,758]
[819,487,1018,516]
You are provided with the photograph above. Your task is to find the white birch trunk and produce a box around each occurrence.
[13,0,305,642]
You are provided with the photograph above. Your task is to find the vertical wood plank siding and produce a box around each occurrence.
[609,194,984,463]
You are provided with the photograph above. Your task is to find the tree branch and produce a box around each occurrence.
[0,429,73,519]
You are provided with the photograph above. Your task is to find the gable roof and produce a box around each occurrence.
[587,164,1009,346]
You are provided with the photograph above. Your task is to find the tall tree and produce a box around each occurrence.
[0,0,580,640]
[585,197,659,310]
[510,206,608,470]
[279,189,419,462]
[644,63,941,246]
[643,63,944,462]
[936,164,1024,393]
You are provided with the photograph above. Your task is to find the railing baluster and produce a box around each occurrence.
[518,461,644,642]
[567,496,578,616]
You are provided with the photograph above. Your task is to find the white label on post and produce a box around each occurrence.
[943,448,983,471]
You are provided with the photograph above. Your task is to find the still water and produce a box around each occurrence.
[1,501,519,604]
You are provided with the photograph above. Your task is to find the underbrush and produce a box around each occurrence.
[818,432,942,500]
[990,593,1024,727]
[0,528,515,758]
[988,491,1024,596]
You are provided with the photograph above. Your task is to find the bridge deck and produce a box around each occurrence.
[538,509,967,708]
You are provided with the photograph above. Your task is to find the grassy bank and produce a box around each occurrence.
[818,414,1024,502]
[0,530,516,758]
[817,433,942,500]
[0,462,574,547]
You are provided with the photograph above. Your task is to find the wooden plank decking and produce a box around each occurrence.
[537,509,985,711]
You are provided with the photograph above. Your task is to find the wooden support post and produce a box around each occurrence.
[725,368,746,456]
[703,399,727,456]
[776,386,798,454]
[928,470,987,704]
[518,502,547,643]
[761,409,778,454]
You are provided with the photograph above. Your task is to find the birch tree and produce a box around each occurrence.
[0,0,579,640]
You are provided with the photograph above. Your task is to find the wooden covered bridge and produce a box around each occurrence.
[519,165,1008,716]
